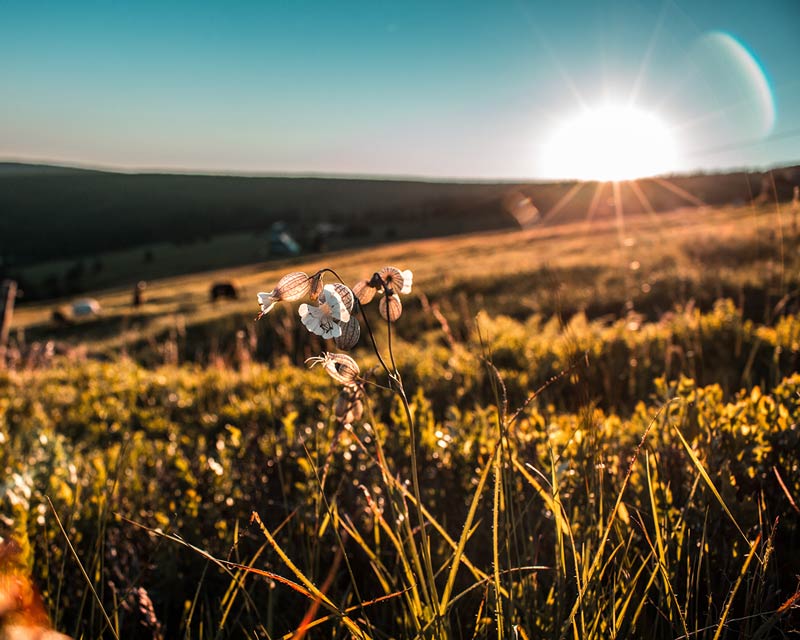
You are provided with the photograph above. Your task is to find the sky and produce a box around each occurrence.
[1,0,799,180]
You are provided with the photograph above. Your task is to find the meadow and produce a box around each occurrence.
[2,200,800,638]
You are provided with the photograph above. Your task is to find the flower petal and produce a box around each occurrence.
[300,305,325,335]
[321,322,342,340]
[322,285,350,323]
[400,269,413,295]
[257,292,277,315]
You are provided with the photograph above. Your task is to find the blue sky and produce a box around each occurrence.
[1,0,799,179]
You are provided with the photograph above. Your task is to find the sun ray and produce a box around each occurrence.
[628,178,656,216]
[628,0,669,106]
[650,177,707,207]
[512,0,589,111]
[612,180,626,246]
[585,181,608,226]
[541,182,585,224]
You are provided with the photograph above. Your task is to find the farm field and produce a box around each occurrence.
[2,202,800,638]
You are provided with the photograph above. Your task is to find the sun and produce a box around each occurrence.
[540,104,680,182]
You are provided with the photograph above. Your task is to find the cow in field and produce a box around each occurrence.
[210,281,238,302]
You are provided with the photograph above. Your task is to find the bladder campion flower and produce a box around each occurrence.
[352,266,413,321]
[335,315,361,350]
[256,271,312,317]
[379,266,413,295]
[379,293,402,322]
[298,284,351,339]
[309,271,324,301]
[306,352,361,386]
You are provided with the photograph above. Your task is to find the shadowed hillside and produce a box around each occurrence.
[1,162,796,300]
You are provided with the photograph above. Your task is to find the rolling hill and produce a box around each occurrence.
[1,161,795,300]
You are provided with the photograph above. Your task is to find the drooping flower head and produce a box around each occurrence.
[352,266,413,322]
[256,272,312,318]
[298,284,351,339]
[306,352,361,386]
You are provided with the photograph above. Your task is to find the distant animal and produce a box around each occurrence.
[50,308,72,325]
[132,280,147,307]
[210,281,238,302]
[71,298,101,317]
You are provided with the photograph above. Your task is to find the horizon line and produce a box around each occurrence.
[1,156,798,185]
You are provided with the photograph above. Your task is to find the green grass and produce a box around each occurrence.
[2,201,800,638]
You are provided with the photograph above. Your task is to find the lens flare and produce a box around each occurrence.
[693,31,776,138]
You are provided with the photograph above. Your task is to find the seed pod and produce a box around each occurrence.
[352,280,376,304]
[378,266,404,293]
[307,352,360,386]
[334,315,361,350]
[330,282,355,312]
[308,272,324,301]
[275,272,311,301]
[379,293,402,322]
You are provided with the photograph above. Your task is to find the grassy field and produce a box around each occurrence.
[3,161,794,301]
[2,201,800,638]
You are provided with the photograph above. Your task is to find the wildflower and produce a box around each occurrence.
[352,266,413,321]
[335,315,361,350]
[306,352,361,386]
[298,284,351,339]
[352,279,378,305]
[308,271,324,301]
[378,266,412,295]
[379,293,402,322]
[256,272,312,317]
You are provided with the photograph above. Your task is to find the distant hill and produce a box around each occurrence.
[0,161,796,300]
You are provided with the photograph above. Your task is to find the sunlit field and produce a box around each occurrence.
[2,198,800,638]
[4,0,800,636]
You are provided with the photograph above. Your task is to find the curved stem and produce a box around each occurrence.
[357,303,392,380]
[382,285,398,374]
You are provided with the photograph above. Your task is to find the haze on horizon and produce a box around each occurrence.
[1,0,799,181]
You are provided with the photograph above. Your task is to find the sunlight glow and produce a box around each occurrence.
[540,105,680,181]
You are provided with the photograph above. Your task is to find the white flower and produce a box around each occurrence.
[353,266,413,305]
[298,284,351,339]
[378,266,404,294]
[306,352,361,386]
[400,269,413,295]
[256,271,312,318]
[257,291,277,315]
